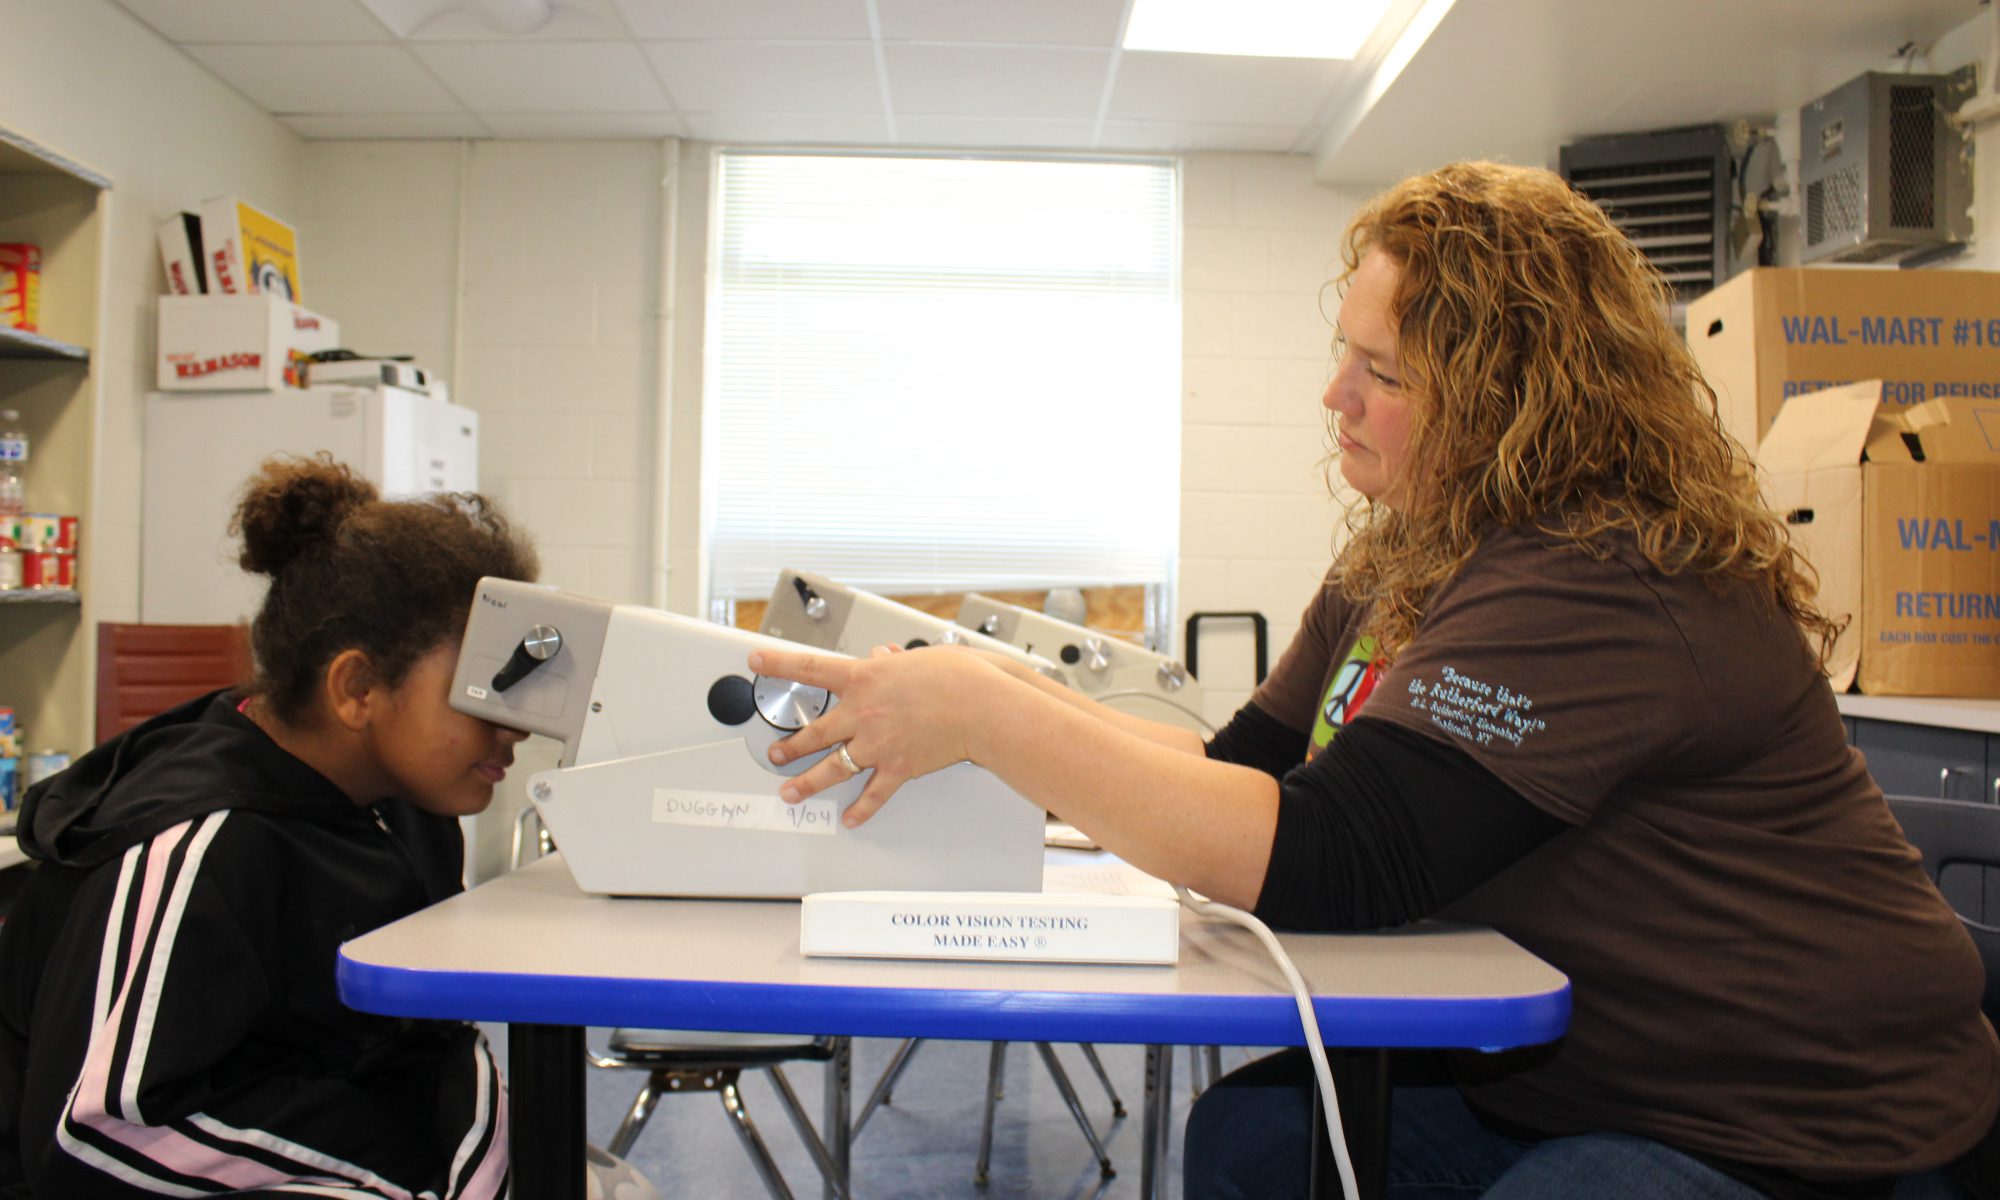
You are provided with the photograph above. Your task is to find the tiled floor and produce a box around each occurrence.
[538,1032,1261,1199]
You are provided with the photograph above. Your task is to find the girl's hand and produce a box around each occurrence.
[749,644,1013,827]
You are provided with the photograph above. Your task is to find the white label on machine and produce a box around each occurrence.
[651,789,840,835]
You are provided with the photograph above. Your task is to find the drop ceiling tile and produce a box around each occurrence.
[608,0,871,40]
[893,115,1098,150]
[478,112,691,138]
[110,0,394,42]
[282,112,494,138]
[885,45,1110,119]
[1109,52,1346,126]
[874,0,1124,47]
[681,111,891,146]
[182,43,462,113]
[412,41,672,112]
[643,41,881,114]
[1098,120,1304,153]
[398,3,629,41]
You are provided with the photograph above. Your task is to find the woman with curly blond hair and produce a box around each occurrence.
[752,162,1999,1198]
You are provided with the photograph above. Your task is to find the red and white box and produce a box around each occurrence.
[157,295,339,391]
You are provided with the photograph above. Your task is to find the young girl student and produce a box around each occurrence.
[0,454,537,1198]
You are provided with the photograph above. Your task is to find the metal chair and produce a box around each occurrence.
[1884,795,2000,1019]
[511,807,850,1200]
[853,1037,1123,1183]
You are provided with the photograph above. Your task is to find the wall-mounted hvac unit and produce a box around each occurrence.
[1559,124,1731,307]
[1799,69,1973,265]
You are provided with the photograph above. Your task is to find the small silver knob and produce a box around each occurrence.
[978,616,1001,636]
[1157,661,1188,692]
[940,628,968,646]
[805,595,828,620]
[1083,636,1112,673]
[493,624,564,692]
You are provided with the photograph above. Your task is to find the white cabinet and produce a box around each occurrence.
[140,386,478,625]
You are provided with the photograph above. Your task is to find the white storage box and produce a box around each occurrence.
[156,295,340,391]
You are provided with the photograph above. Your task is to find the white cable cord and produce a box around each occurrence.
[1175,886,1360,1200]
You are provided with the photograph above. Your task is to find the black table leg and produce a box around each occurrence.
[1309,1048,1389,1200]
[509,1023,585,1200]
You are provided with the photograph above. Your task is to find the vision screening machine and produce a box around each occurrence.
[759,568,1066,681]
[956,593,1210,734]
[448,577,1045,898]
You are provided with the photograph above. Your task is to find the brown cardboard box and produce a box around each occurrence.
[1686,267,2000,452]
[1761,380,2000,697]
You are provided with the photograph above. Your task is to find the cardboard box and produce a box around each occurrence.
[1687,267,2000,451]
[156,295,340,391]
[197,195,301,301]
[1761,380,2000,697]
[156,212,205,296]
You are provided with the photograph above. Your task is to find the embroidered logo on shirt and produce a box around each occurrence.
[1307,635,1381,759]
[1401,665,1548,749]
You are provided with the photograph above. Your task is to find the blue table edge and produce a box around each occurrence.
[337,952,1571,1051]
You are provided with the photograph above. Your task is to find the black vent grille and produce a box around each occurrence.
[1888,84,1937,229]
[1560,125,1729,306]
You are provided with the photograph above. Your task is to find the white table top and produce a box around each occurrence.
[339,854,1570,1051]
[1835,694,2000,735]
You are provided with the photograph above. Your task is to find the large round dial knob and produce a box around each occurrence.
[753,675,832,731]
[1157,661,1189,692]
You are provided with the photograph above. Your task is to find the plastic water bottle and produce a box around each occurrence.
[0,410,25,517]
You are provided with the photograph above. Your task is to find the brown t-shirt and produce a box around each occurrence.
[1250,524,2000,1179]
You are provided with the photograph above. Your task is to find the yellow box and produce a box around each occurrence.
[198,195,301,302]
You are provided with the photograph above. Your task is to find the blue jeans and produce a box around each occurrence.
[1182,1050,1972,1200]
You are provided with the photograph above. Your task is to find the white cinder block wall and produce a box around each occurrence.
[1177,154,1373,724]
[300,140,666,609]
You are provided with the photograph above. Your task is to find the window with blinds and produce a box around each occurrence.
[703,152,1181,617]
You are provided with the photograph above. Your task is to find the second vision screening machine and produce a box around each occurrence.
[957,593,1210,733]
[449,578,1045,898]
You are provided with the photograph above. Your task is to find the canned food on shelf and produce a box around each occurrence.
[22,514,60,551]
[0,549,20,590]
[21,549,59,589]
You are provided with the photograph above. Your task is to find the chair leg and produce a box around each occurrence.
[851,1036,923,1140]
[767,1066,852,1200]
[718,1071,797,1200]
[1139,1043,1175,1200]
[1076,1043,1126,1118]
[607,1073,664,1158]
[1036,1042,1115,1179]
[974,1040,1008,1186]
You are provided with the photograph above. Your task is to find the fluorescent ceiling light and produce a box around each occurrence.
[1123,0,1399,59]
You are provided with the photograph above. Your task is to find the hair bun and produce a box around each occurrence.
[232,453,380,577]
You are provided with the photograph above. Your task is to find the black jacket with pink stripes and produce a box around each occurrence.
[0,690,507,1199]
